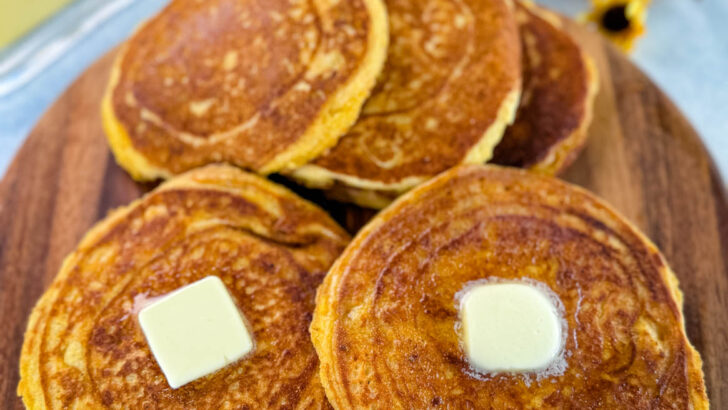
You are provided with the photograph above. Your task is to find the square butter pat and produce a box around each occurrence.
[138,276,253,388]
[460,282,562,372]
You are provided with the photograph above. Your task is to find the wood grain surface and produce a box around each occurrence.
[0,23,726,408]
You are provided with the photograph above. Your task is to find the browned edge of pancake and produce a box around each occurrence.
[491,1,598,175]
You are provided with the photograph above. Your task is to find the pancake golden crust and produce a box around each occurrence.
[491,2,598,175]
[291,0,521,201]
[18,165,349,409]
[103,0,388,180]
[312,165,708,409]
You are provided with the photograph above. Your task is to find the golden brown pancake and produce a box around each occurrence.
[312,165,708,408]
[290,0,522,208]
[102,0,388,180]
[18,165,349,409]
[490,1,598,175]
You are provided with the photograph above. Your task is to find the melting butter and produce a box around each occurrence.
[138,276,254,388]
[459,281,563,373]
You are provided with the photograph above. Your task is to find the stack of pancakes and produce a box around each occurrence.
[19,0,708,408]
[101,0,597,208]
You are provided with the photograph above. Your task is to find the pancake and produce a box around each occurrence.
[312,164,708,408]
[490,1,598,175]
[290,0,522,208]
[102,0,388,180]
[18,165,350,408]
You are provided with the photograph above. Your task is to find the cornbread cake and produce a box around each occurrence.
[102,0,388,180]
[291,0,522,208]
[18,165,350,408]
[491,1,598,175]
[311,165,708,408]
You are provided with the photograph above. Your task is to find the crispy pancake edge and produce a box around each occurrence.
[529,54,597,175]
[17,164,350,408]
[511,2,599,175]
[102,0,389,181]
[290,89,521,199]
[310,164,708,409]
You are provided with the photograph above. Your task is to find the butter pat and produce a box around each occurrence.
[459,282,563,373]
[138,276,254,388]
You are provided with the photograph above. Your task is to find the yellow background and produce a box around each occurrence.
[0,0,74,48]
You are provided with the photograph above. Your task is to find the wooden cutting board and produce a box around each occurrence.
[0,20,726,408]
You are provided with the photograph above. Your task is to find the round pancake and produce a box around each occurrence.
[312,164,708,408]
[102,0,388,180]
[18,165,349,409]
[490,1,598,175]
[290,0,521,207]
